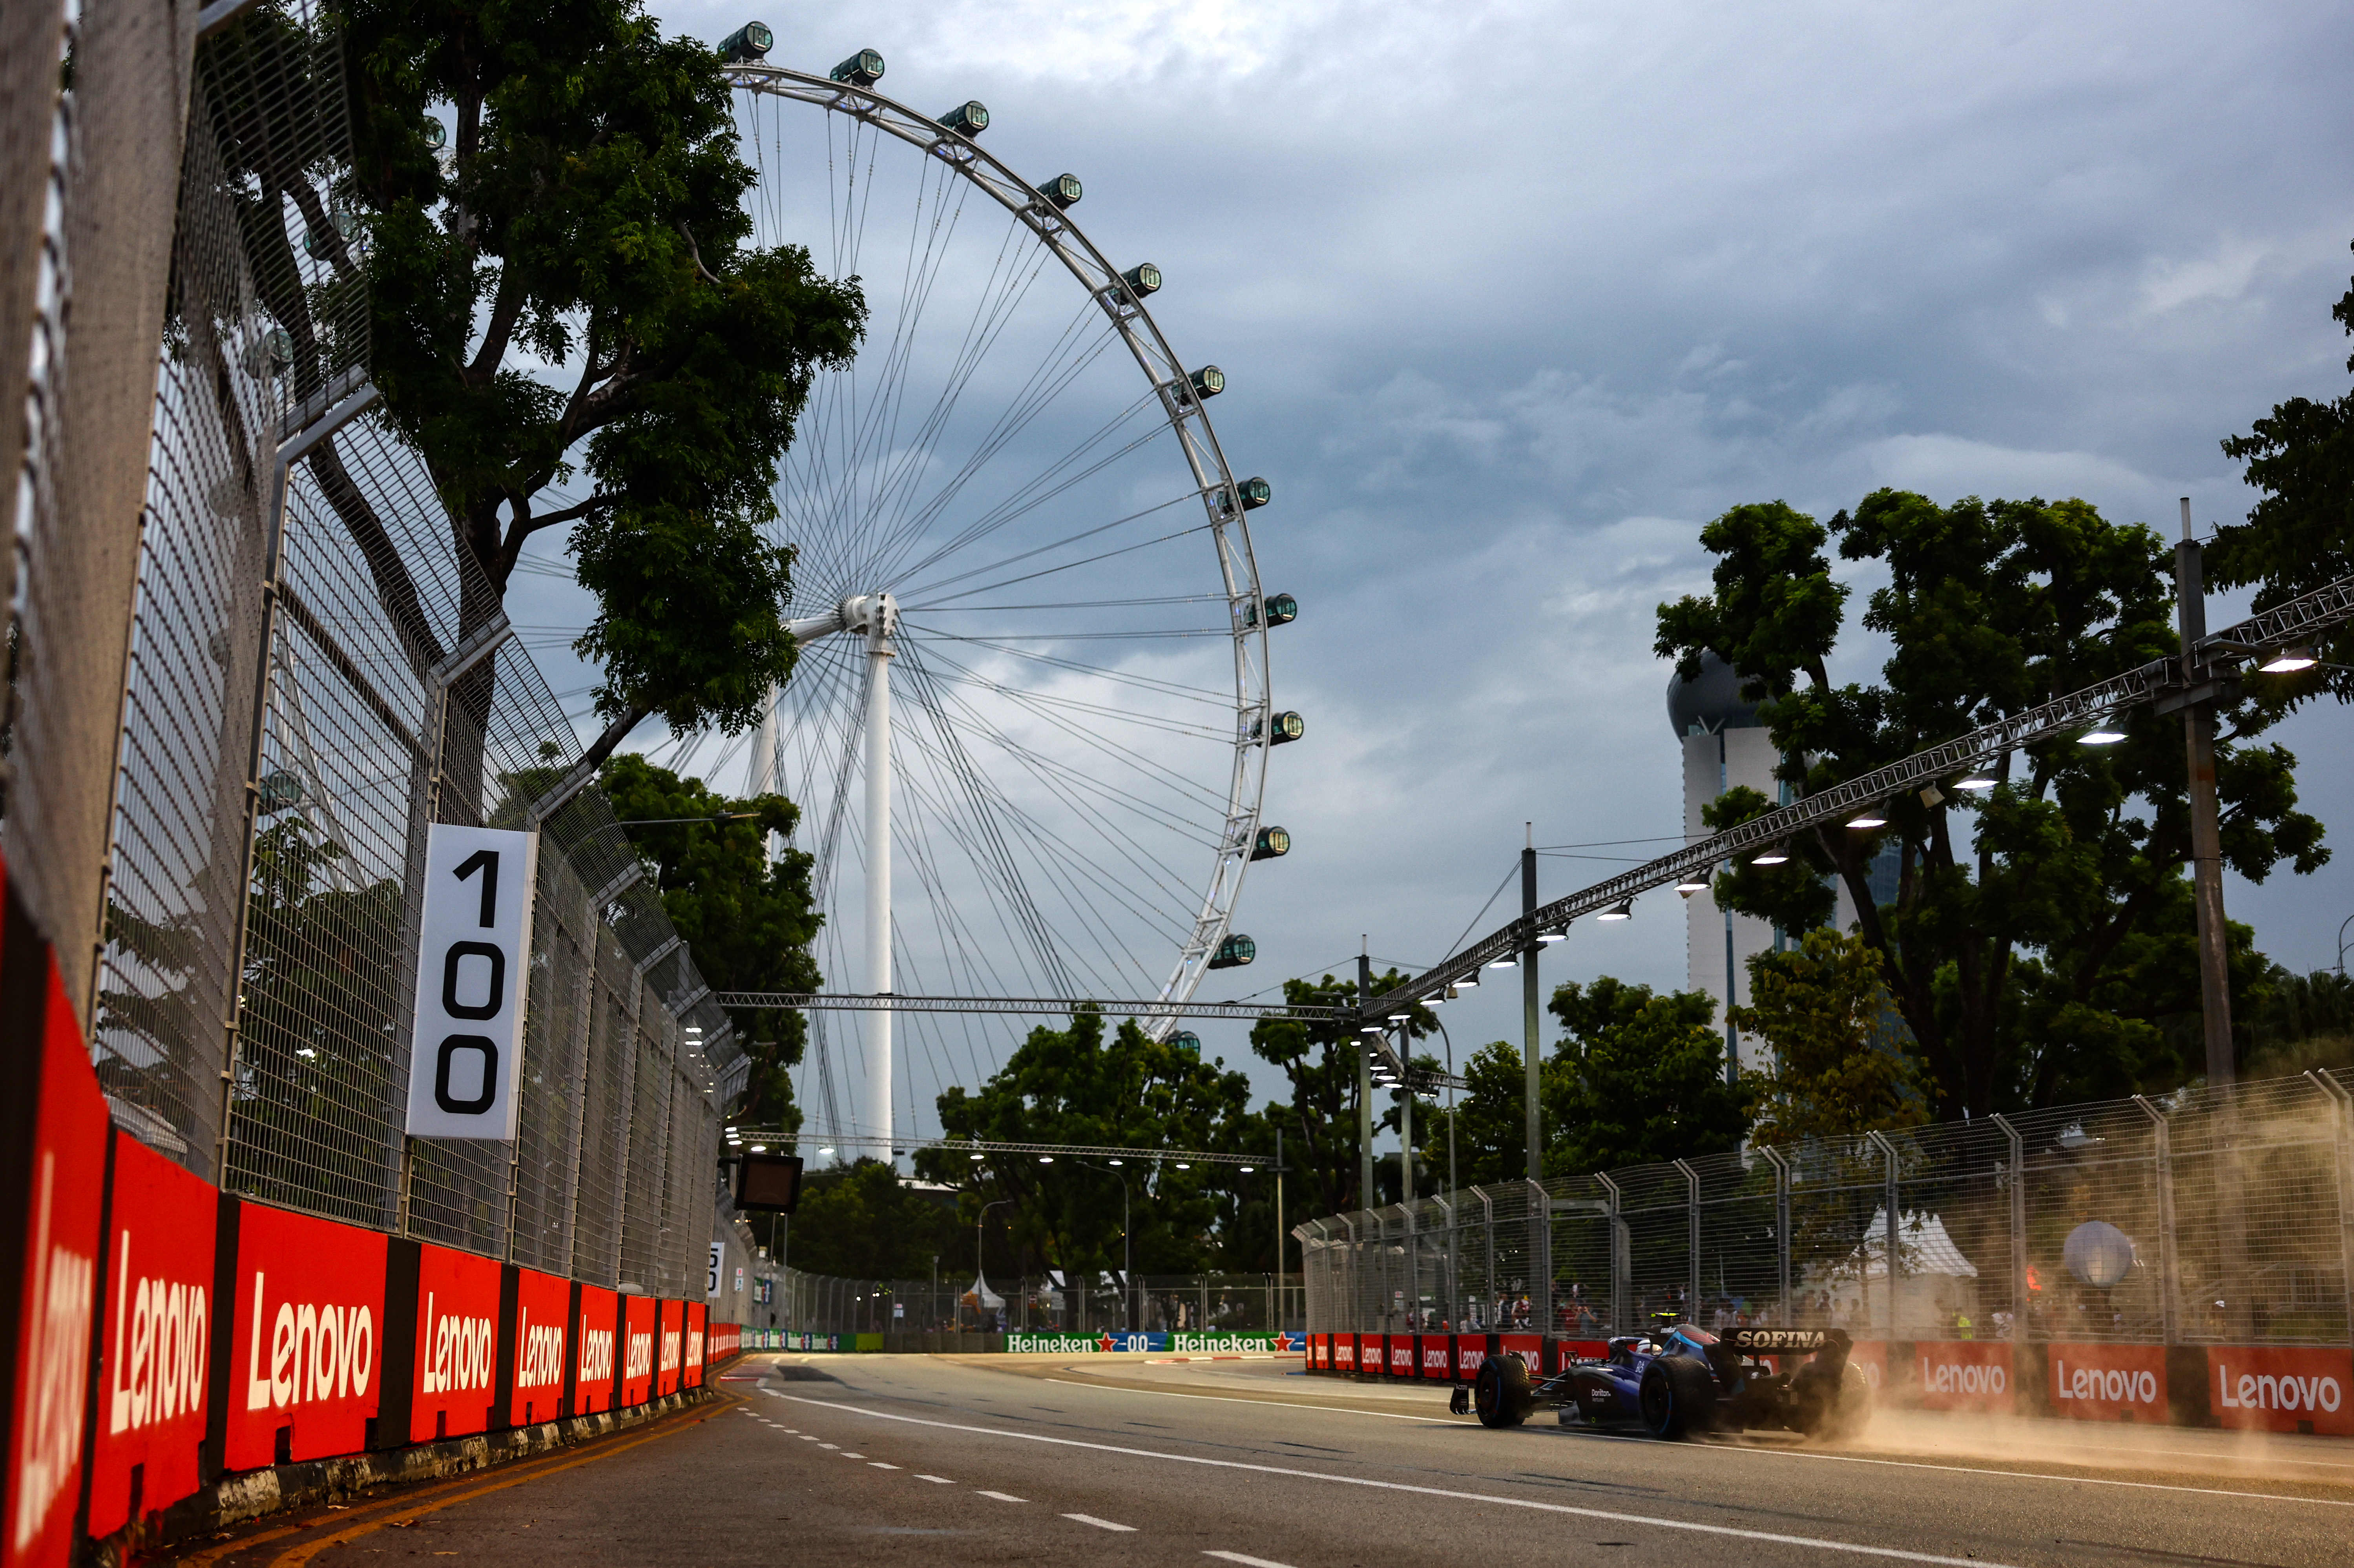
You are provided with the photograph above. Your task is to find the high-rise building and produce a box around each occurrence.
[1670,653,1901,1073]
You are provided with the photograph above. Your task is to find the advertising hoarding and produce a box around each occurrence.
[2046,1343,2167,1422]
[2208,1346,2352,1436]
[656,1299,682,1397]
[87,1133,217,1537]
[507,1267,571,1428]
[1911,1340,2013,1413]
[684,1303,707,1388]
[575,1285,619,1415]
[223,1203,387,1470]
[619,1296,656,1408]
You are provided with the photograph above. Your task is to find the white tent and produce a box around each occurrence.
[1808,1208,1983,1336]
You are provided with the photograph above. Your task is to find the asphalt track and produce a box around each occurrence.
[180,1352,2354,1567]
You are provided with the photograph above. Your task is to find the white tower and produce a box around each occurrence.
[1669,654,1781,1073]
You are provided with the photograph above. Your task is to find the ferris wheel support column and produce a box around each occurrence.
[863,597,898,1165]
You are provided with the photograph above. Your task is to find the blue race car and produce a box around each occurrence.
[1455,1325,1871,1440]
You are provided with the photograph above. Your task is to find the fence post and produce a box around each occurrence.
[1595,1171,1626,1333]
[2133,1095,2181,1344]
[1868,1130,1901,1336]
[1758,1145,1791,1323]
[1473,1187,1495,1331]
[2307,1072,2354,1347]
[1990,1114,2026,1341]
[1432,1192,1455,1328]
[1673,1158,1701,1325]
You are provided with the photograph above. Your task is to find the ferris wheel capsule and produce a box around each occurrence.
[1208,934,1257,969]
[1254,711,1303,746]
[830,49,884,84]
[1121,262,1162,299]
[1251,826,1290,861]
[937,100,989,136]
[1241,592,1296,630]
[1236,476,1271,510]
[722,22,774,61]
[1044,173,1083,210]
[1188,366,1225,400]
[1168,1031,1203,1054]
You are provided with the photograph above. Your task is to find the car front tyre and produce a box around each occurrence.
[1639,1356,1717,1439]
[1473,1353,1533,1428]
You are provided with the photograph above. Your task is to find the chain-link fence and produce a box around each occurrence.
[3,4,735,1300]
[1299,1069,2354,1349]
[726,1258,1307,1337]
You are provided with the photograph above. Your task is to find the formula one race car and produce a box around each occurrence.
[1454,1325,1871,1440]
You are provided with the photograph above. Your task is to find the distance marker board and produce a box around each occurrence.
[404,823,539,1139]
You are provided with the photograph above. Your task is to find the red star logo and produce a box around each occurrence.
[1098,1331,1117,1353]
[1274,1331,1294,1351]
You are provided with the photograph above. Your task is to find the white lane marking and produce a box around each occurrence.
[797,1435,818,1441]
[1064,1513,1137,1532]
[1206,1553,1296,1568]
[777,1395,2007,1566]
[914,1475,956,1484]
[818,1442,839,1449]
[870,1462,901,1470]
[976,1491,1027,1502]
[843,1452,866,1459]
[1043,1377,1461,1424]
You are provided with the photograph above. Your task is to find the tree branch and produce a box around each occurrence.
[573,701,656,780]
[679,221,723,286]
[466,262,526,384]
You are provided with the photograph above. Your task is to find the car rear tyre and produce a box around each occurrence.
[1791,1357,1872,1440]
[1639,1355,1718,1439]
[1827,1359,1872,1439]
[1473,1353,1533,1428]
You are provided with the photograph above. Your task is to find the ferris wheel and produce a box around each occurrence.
[715,31,1299,1159]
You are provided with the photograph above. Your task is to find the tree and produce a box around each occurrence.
[1658,490,2327,1113]
[2213,244,2354,707]
[916,1011,1255,1277]
[328,0,864,789]
[1546,977,1750,1172]
[1433,978,1748,1181]
[1247,971,1432,1218]
[1730,929,1927,1145]
[780,1159,962,1281]
[600,754,818,1129]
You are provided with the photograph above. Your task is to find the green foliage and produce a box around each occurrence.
[1545,977,1750,1172]
[2244,966,2354,1078]
[334,0,864,760]
[2213,247,2354,708]
[1433,978,1748,1181]
[599,754,818,1129]
[1657,490,2328,1113]
[915,1011,1257,1276]
[781,1160,963,1280]
[1246,971,1432,1218]
[1732,930,1927,1144]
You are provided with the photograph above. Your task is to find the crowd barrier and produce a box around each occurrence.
[5,897,741,1563]
[1299,1331,2353,1435]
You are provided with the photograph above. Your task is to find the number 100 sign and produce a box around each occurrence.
[404,823,540,1139]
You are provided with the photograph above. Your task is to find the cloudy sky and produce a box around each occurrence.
[524,0,2354,1118]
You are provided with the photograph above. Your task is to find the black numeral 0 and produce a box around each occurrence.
[442,940,505,1019]
[433,1034,499,1114]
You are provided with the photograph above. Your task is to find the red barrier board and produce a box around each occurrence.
[1846,1338,1887,1396]
[4,935,109,1568]
[684,1303,707,1388]
[1385,1335,1412,1377]
[657,1299,683,1397]
[507,1267,571,1428]
[1912,1340,2013,1413]
[2208,1347,2354,1436]
[1418,1335,1450,1379]
[88,1133,217,1537]
[575,1285,619,1414]
[1332,1334,1356,1372]
[1551,1340,1607,1374]
[2047,1343,2166,1422]
[407,1243,502,1443]
[619,1296,656,1407]
[1498,1333,1541,1374]
[1456,1336,1488,1379]
[225,1203,387,1471]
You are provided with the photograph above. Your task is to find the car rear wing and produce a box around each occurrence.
[1721,1327,1851,1358]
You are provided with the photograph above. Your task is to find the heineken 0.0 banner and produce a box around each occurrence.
[1005,1331,1301,1354]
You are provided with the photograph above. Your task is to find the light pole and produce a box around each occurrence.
[976,1199,1011,1330]
[1075,1160,1136,1331]
[2338,913,2353,978]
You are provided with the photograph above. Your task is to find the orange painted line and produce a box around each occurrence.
[176,1398,731,1568]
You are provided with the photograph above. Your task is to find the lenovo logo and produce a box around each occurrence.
[624,1329,654,1380]
[13,1153,95,1556]
[2054,1358,2159,1406]
[516,1307,566,1391]
[419,1291,495,1396]
[2217,1362,2343,1415]
[578,1318,615,1382]
[108,1231,208,1435]
[243,1271,376,1411]
[660,1328,681,1375]
[1920,1356,2007,1395]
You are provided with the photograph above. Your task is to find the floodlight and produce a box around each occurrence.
[1595,900,1632,922]
[1751,848,1788,866]
[1957,775,1997,791]
[1389,1012,1410,1022]
[1487,957,1516,969]
[1239,1165,1255,1174]
[1038,1155,1055,1163]
[1175,1162,1192,1171]
[749,1143,768,1153]
[1675,876,1710,893]
[1108,1158,1124,1165]
[1537,930,1568,943]
[969,1152,985,1161]
[1455,974,1479,988]
[2077,721,2126,745]
[2261,645,2317,673]
[1847,813,1887,828]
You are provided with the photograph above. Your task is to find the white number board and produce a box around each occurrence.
[403,824,539,1140]
[708,1243,724,1297]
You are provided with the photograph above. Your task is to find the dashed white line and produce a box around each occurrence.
[1206,1553,1297,1568]
[842,1452,866,1459]
[913,1475,955,1484]
[869,1462,901,1470]
[1064,1514,1137,1533]
[818,1442,839,1449]
[976,1491,1026,1503]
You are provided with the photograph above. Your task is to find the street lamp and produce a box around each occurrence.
[2339,913,2354,978]
[1075,1160,1136,1332]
